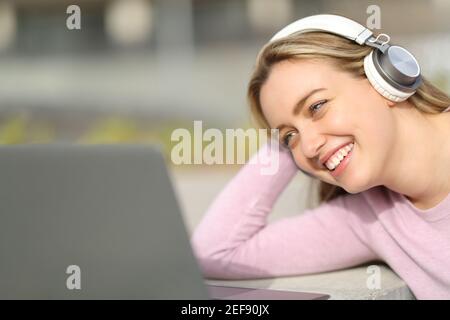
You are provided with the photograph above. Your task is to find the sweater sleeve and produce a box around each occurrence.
[190,143,378,279]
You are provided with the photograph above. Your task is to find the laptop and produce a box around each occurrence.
[0,144,329,300]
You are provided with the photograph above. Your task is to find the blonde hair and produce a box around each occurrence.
[248,31,450,203]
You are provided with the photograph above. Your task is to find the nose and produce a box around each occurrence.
[301,125,325,157]
[292,124,325,168]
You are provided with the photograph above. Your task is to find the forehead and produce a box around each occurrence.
[260,59,339,127]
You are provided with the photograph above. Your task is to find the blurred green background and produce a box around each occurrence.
[1,0,449,226]
[0,0,449,161]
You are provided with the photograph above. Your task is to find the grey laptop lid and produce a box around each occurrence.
[0,144,208,299]
[0,144,329,300]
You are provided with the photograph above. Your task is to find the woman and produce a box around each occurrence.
[191,15,450,299]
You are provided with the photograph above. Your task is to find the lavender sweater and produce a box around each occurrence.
[191,143,450,299]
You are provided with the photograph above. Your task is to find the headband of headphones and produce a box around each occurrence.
[270,14,374,45]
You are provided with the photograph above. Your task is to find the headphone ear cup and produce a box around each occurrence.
[363,51,413,102]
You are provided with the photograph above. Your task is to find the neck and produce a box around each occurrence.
[382,104,450,210]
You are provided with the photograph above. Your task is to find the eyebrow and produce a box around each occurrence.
[275,88,327,131]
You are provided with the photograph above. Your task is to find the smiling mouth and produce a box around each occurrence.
[324,142,354,171]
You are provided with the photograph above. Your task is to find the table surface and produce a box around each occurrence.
[205,264,415,300]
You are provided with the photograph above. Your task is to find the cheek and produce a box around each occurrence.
[321,104,356,134]
[290,149,317,178]
[346,102,397,189]
[352,101,396,151]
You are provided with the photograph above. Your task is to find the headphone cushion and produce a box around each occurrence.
[363,51,414,102]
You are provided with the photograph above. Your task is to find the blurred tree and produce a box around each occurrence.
[0,115,28,144]
[78,116,140,144]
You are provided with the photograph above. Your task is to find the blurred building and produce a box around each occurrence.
[0,0,449,146]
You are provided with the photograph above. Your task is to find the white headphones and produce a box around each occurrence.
[269,14,423,102]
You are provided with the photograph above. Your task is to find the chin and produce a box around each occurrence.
[341,185,365,194]
[339,169,372,194]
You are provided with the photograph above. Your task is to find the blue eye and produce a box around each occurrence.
[309,99,327,114]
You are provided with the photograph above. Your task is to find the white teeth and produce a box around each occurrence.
[325,143,354,171]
